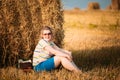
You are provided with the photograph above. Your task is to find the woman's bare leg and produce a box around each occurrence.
[54,56,81,73]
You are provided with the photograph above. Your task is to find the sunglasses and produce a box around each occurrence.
[43,32,52,35]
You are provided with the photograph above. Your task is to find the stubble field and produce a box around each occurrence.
[0,10,120,80]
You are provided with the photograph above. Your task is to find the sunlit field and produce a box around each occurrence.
[0,10,120,80]
[63,10,120,80]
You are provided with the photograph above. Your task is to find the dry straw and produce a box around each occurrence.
[0,0,64,67]
[111,0,120,10]
[106,0,120,11]
[40,0,64,47]
[87,2,100,10]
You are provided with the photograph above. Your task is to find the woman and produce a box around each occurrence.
[33,26,81,73]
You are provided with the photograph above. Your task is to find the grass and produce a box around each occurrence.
[0,10,120,80]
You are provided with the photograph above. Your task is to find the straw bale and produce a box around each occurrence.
[0,0,63,67]
[39,0,64,47]
[0,0,42,67]
[111,0,120,10]
[87,2,100,10]
[106,5,112,10]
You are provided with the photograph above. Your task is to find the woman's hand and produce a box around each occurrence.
[65,53,72,62]
[64,50,72,60]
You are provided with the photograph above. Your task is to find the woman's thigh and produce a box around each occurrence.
[54,56,62,68]
[34,57,55,72]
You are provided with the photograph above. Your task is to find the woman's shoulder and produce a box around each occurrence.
[39,39,55,44]
[39,39,51,44]
[38,39,46,44]
[39,39,46,42]
[39,39,44,41]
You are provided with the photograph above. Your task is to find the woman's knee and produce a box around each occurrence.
[53,56,60,67]
[54,56,65,67]
[54,56,61,62]
[54,56,69,63]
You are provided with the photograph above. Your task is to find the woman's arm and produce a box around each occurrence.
[44,46,72,61]
[53,45,72,57]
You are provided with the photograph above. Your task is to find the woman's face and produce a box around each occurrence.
[42,30,52,41]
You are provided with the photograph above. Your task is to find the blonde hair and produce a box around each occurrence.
[40,26,53,39]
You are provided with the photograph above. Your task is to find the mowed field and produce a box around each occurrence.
[0,10,120,80]
[63,10,120,80]
[63,10,120,51]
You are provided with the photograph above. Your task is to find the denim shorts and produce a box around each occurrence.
[34,57,55,72]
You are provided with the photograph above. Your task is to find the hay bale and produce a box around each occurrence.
[111,0,120,10]
[87,2,100,10]
[73,7,81,11]
[0,0,63,67]
[39,0,64,47]
[0,0,42,67]
[106,5,112,10]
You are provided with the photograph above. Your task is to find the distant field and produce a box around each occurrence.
[63,10,120,50]
[63,10,120,29]
[63,10,120,79]
[0,10,120,80]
